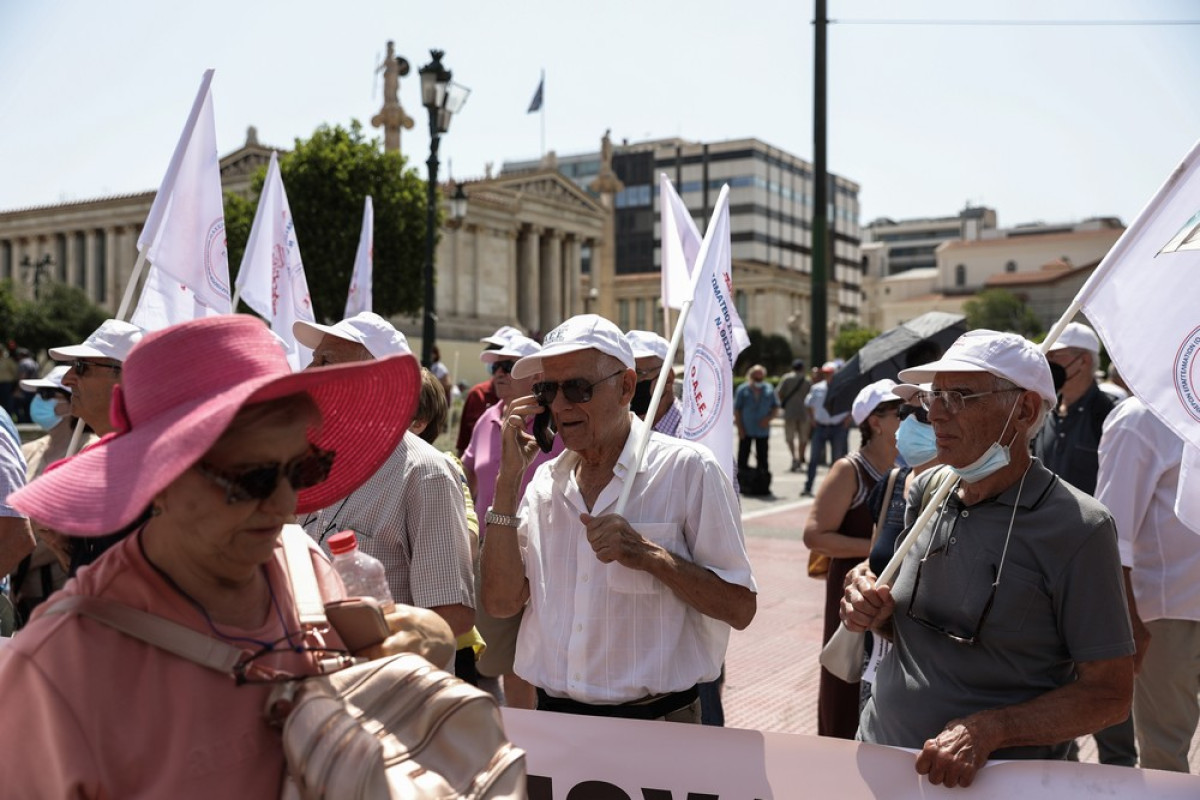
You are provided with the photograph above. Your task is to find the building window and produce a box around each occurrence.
[635,297,646,329]
[1005,260,1017,273]
[0,240,10,280]
[618,299,630,330]
[735,290,748,320]
[56,234,68,282]
[955,264,966,287]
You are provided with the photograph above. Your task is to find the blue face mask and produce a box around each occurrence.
[895,416,938,467]
[30,394,66,431]
[949,398,1020,483]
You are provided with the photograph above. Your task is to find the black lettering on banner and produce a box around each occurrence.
[530,774,760,800]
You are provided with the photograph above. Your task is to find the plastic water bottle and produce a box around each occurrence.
[327,530,395,612]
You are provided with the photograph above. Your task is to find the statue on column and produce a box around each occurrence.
[589,129,623,196]
[372,41,415,154]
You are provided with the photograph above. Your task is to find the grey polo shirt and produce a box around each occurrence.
[859,459,1134,760]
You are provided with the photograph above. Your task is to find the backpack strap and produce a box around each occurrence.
[280,524,327,629]
[42,594,245,674]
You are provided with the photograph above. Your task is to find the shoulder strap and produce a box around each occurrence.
[42,594,244,674]
[280,524,327,628]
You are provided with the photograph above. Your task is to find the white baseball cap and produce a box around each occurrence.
[891,382,930,403]
[20,365,71,394]
[293,312,410,359]
[820,361,838,372]
[49,319,143,363]
[480,335,542,363]
[852,379,899,425]
[511,314,635,380]
[898,329,1056,405]
[481,325,522,347]
[1047,322,1101,355]
[626,330,669,362]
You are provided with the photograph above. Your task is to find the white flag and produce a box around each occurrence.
[679,186,750,481]
[1075,138,1200,532]
[344,195,374,318]
[235,151,315,370]
[660,173,702,311]
[131,265,224,331]
[136,69,232,313]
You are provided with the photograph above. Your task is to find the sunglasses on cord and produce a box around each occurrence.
[195,446,336,504]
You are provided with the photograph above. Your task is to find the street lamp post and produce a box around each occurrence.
[418,49,469,368]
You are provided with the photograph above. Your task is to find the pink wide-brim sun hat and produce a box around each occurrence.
[9,314,421,536]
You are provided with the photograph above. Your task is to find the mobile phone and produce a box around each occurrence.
[325,597,391,652]
[533,407,556,453]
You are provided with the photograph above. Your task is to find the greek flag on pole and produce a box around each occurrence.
[345,196,374,318]
[678,186,750,482]
[660,173,701,311]
[1075,138,1200,532]
[136,69,232,314]
[235,151,315,371]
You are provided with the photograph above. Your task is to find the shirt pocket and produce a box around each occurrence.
[606,522,685,595]
[987,560,1051,633]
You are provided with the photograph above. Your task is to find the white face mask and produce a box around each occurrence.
[948,396,1020,483]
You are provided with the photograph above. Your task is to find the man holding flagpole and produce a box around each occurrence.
[480,314,756,723]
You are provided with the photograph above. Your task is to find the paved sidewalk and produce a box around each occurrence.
[719,422,1200,771]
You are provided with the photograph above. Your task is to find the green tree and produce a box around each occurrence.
[833,323,880,361]
[223,121,432,321]
[733,328,793,378]
[4,281,108,357]
[963,289,1043,338]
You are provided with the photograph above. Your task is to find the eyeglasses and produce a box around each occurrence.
[233,633,357,685]
[71,359,122,377]
[489,360,517,376]
[196,445,336,504]
[36,388,69,401]
[898,404,929,424]
[533,370,624,406]
[918,388,1019,415]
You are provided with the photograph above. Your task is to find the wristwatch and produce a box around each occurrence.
[485,508,522,528]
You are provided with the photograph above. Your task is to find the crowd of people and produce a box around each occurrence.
[0,307,1195,794]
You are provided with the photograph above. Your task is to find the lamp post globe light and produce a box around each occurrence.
[418,49,469,368]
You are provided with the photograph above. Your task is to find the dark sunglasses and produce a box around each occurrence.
[195,446,336,504]
[898,404,929,424]
[36,388,69,401]
[72,359,122,377]
[489,360,517,376]
[533,370,623,406]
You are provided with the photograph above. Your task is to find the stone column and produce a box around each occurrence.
[65,231,80,290]
[539,229,562,330]
[518,225,542,333]
[505,230,519,322]
[83,230,97,304]
[563,235,581,318]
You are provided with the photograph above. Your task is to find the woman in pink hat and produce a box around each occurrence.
[0,315,454,798]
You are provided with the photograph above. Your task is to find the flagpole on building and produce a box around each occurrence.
[615,185,730,516]
[540,69,546,157]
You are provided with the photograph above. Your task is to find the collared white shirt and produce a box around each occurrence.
[514,415,757,703]
[805,381,848,426]
[1097,398,1200,622]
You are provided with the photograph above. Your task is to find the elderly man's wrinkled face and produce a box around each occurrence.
[925,372,1022,469]
[62,359,122,431]
[535,350,633,456]
[308,335,373,368]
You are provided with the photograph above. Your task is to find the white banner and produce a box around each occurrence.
[344,195,374,318]
[136,69,232,314]
[678,186,749,482]
[1074,138,1200,533]
[502,709,1200,799]
[660,173,701,311]
[130,265,223,331]
[234,151,314,370]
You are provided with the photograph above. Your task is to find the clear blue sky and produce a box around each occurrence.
[2,0,1198,229]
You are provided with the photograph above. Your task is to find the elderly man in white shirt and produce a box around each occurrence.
[481,314,757,722]
[1097,396,1200,772]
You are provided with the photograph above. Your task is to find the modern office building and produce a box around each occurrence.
[504,136,863,354]
[862,205,997,278]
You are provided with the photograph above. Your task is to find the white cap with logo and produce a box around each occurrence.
[512,314,635,379]
[293,312,411,359]
[852,379,899,425]
[898,329,1056,405]
[49,319,144,363]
